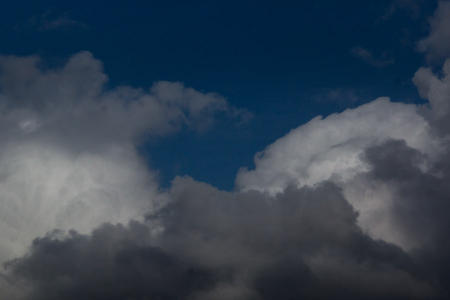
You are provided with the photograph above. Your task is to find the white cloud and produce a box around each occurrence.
[0,142,161,263]
[237,97,440,194]
[0,51,243,264]
[236,97,443,250]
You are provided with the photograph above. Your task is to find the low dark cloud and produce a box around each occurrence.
[363,140,450,297]
[7,222,216,300]
[4,177,437,300]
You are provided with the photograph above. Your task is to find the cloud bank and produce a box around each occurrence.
[2,3,450,298]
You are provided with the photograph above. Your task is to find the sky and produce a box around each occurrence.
[0,0,439,189]
[1,0,450,299]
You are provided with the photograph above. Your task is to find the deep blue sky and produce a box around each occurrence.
[0,0,438,189]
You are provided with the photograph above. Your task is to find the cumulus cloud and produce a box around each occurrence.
[235,96,449,251]
[236,97,441,194]
[4,178,436,300]
[0,51,246,265]
[6,222,215,300]
[0,52,244,146]
[2,2,450,297]
[418,1,450,63]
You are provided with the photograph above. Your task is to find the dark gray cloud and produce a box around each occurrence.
[4,177,436,300]
[6,222,215,300]
[363,140,450,297]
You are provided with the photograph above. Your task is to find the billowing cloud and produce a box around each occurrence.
[235,95,448,251]
[6,222,215,300]
[236,97,441,194]
[0,51,246,265]
[4,178,436,300]
[2,2,450,298]
[0,51,244,145]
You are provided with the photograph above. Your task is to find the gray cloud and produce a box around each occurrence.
[0,51,247,267]
[235,96,446,251]
[1,59,449,299]
[2,2,450,297]
[0,51,246,147]
[413,58,450,134]
[362,139,450,297]
[418,1,450,63]
[4,178,435,299]
[7,222,216,300]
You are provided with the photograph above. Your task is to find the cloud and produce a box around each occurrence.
[362,139,450,296]
[2,2,450,297]
[6,222,215,300]
[4,178,436,300]
[351,47,395,68]
[0,58,449,299]
[26,11,88,32]
[236,97,441,194]
[381,0,425,20]
[418,1,450,63]
[413,58,450,133]
[235,95,449,251]
[312,88,361,106]
[0,51,246,266]
[0,52,244,145]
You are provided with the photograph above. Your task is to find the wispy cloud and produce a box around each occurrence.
[21,11,88,32]
[381,0,424,20]
[351,46,395,68]
[312,88,361,106]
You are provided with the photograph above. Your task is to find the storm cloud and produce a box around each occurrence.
[1,2,450,299]
[4,178,436,300]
